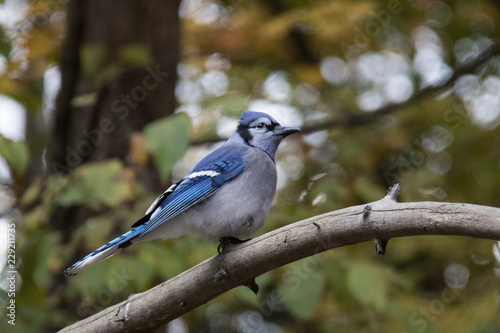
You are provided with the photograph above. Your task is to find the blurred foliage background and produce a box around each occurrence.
[1,0,500,332]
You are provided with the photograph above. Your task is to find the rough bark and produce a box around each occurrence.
[58,185,500,333]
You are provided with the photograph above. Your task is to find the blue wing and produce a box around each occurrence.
[138,152,246,237]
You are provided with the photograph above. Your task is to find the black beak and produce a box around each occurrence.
[274,125,301,137]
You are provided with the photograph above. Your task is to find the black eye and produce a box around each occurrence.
[256,122,265,129]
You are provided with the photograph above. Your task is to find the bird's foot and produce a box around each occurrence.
[218,236,251,254]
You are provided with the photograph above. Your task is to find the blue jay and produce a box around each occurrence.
[64,111,300,276]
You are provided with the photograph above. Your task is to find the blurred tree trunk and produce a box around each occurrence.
[47,0,180,327]
[49,0,180,239]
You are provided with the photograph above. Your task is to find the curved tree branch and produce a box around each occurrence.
[191,39,500,145]
[59,185,500,332]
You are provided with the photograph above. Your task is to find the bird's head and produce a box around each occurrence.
[234,111,300,159]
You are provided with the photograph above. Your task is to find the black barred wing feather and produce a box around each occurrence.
[138,159,245,237]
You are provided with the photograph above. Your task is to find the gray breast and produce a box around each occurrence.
[183,147,278,240]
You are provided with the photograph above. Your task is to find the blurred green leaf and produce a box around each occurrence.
[58,160,135,209]
[80,44,109,77]
[354,177,386,202]
[118,44,152,66]
[20,176,43,207]
[145,113,190,181]
[281,260,325,320]
[0,135,29,178]
[71,92,97,108]
[33,233,60,288]
[205,94,249,112]
[346,261,390,312]
[0,25,12,57]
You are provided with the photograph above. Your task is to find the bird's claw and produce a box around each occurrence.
[218,236,250,254]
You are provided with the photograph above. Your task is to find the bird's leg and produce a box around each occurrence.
[218,236,251,254]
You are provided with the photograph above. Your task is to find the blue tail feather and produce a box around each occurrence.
[64,224,146,276]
